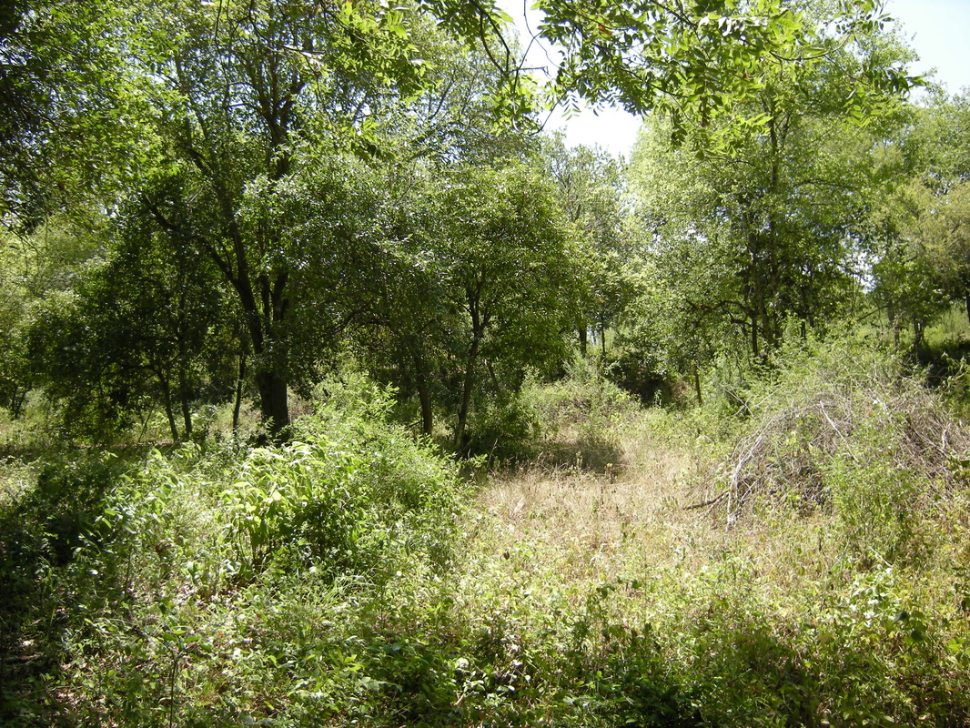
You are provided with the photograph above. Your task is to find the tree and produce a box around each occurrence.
[25,210,233,442]
[0,209,106,418]
[530,0,909,133]
[627,4,913,368]
[429,163,578,447]
[544,137,633,356]
[885,94,970,331]
[347,156,579,446]
[0,0,136,228]
[3,0,908,438]
[124,0,455,438]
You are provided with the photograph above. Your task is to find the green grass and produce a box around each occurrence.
[2,349,970,726]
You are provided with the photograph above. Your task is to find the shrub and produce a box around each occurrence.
[222,374,465,580]
[463,390,543,463]
[519,359,639,470]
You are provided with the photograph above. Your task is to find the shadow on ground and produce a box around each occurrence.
[0,452,128,726]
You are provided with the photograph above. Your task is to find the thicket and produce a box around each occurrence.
[0,376,468,726]
[684,333,970,559]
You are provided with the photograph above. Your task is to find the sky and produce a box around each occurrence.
[497,0,970,158]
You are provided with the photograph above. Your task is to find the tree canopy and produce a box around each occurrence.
[0,0,932,442]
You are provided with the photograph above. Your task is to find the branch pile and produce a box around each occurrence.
[689,338,970,527]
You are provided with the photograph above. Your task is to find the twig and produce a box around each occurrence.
[818,402,858,463]
[684,490,728,511]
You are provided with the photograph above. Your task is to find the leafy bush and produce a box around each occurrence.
[91,374,466,586]
[12,375,467,726]
[220,375,464,579]
[6,356,970,728]
[463,390,543,463]
[0,450,132,727]
[459,360,637,467]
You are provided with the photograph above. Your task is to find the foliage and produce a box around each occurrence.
[625,4,915,372]
[522,358,639,468]
[534,0,914,140]
[448,358,639,466]
[3,0,970,725]
[2,347,970,726]
[544,137,634,355]
[24,210,234,443]
[883,94,970,336]
[0,0,133,225]
[222,374,465,579]
[0,449,131,726]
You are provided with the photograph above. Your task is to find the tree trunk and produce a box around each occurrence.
[10,388,26,419]
[233,268,291,440]
[158,375,180,443]
[913,320,924,354]
[413,351,433,437]
[178,360,192,440]
[455,334,481,451]
[579,325,587,356]
[693,365,703,406]
[180,390,192,440]
[256,368,290,440]
[233,352,247,437]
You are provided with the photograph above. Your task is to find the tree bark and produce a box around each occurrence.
[455,333,481,451]
[913,320,924,354]
[177,352,192,440]
[158,374,180,443]
[233,352,247,437]
[256,368,290,439]
[750,316,760,361]
[413,351,434,436]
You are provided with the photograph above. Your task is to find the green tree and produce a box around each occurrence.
[544,137,633,357]
[0,0,138,227]
[531,0,908,135]
[126,0,449,438]
[627,6,913,368]
[347,157,578,446]
[26,210,232,442]
[887,95,970,331]
[416,161,578,448]
[2,0,908,438]
[0,210,106,418]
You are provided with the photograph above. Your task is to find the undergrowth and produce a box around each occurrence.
[679,333,969,566]
[1,351,969,727]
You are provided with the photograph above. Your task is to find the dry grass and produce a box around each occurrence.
[481,438,685,543]
[437,349,970,726]
[458,416,752,615]
[456,390,969,628]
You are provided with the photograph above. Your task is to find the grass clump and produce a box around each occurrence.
[461,360,638,468]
